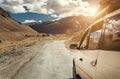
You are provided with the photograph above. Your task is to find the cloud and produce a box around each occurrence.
[0,0,26,13]
[47,0,96,18]
[47,0,83,13]
[24,19,42,23]
[3,5,26,13]
[83,0,100,7]
[0,0,47,13]
[0,0,100,18]
[51,14,58,18]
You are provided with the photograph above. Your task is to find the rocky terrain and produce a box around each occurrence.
[25,16,93,34]
[0,34,71,79]
[0,8,40,79]
[0,7,37,43]
[0,40,44,79]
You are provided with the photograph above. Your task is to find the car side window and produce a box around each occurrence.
[103,16,120,50]
[88,29,102,49]
[80,25,102,50]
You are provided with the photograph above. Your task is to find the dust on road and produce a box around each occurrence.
[14,40,73,79]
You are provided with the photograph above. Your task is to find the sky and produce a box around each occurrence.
[0,0,100,23]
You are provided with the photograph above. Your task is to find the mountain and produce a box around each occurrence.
[0,7,37,42]
[26,16,93,34]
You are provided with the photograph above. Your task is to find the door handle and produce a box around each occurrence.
[79,58,83,61]
[90,59,97,67]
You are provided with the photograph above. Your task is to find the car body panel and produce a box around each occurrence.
[76,64,92,79]
[74,50,99,79]
[96,50,120,79]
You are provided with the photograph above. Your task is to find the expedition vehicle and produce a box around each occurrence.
[70,6,120,79]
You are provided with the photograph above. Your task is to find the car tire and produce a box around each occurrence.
[73,60,81,79]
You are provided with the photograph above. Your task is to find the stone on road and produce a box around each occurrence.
[14,40,73,79]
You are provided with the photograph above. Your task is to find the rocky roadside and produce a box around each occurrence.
[0,37,49,79]
[0,35,70,79]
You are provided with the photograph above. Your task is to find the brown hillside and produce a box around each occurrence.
[26,16,93,34]
[0,7,37,42]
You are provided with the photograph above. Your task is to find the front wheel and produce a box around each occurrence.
[73,60,81,79]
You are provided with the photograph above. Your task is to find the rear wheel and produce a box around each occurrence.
[73,60,81,79]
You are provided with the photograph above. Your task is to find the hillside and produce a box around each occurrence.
[25,16,93,34]
[0,7,37,42]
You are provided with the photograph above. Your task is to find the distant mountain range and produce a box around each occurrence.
[25,16,93,34]
[0,7,37,42]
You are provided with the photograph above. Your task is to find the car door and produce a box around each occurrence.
[75,23,103,79]
[95,15,120,79]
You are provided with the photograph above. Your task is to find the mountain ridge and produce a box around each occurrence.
[25,16,93,34]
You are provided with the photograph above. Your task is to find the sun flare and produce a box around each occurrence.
[89,7,97,16]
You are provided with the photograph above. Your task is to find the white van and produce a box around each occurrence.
[70,9,120,79]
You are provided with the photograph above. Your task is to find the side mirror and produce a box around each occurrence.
[69,44,78,49]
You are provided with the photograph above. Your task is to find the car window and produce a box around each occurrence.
[103,16,120,50]
[88,29,102,49]
[80,22,103,50]
[80,28,102,50]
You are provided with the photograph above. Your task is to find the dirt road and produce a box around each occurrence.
[14,40,73,79]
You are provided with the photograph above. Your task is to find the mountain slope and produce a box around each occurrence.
[0,7,37,42]
[26,16,93,34]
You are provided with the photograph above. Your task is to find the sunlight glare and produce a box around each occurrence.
[89,8,97,16]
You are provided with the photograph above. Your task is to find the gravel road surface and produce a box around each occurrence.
[14,40,73,79]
